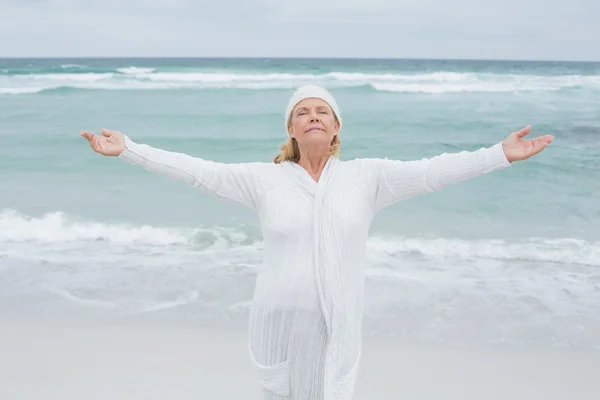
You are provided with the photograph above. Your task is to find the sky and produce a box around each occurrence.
[1,0,599,61]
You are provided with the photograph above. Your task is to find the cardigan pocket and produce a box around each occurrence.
[248,341,291,397]
[336,349,362,400]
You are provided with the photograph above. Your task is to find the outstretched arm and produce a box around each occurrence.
[373,126,554,210]
[81,129,262,209]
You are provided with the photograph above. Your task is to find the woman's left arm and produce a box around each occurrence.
[372,125,554,210]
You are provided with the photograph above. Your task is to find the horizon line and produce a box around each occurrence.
[0,56,599,63]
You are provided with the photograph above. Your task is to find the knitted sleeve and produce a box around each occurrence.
[372,142,511,211]
[117,135,263,209]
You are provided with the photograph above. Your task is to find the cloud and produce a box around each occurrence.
[0,0,598,60]
[255,0,413,22]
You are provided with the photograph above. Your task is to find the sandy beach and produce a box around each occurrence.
[1,314,598,400]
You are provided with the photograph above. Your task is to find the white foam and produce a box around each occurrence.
[367,236,600,266]
[0,72,114,94]
[45,287,199,314]
[59,64,87,69]
[2,70,599,94]
[45,288,119,310]
[2,209,597,346]
[0,209,188,245]
[143,72,317,82]
[325,71,471,82]
[371,73,593,93]
[1,209,597,266]
[0,87,45,94]
[116,67,156,75]
[28,72,114,82]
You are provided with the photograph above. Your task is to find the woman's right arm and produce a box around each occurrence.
[81,129,262,209]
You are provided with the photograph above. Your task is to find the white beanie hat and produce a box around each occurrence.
[284,85,342,132]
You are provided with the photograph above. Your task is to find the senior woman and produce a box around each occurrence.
[81,85,554,400]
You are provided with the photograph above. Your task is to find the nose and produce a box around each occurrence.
[309,110,320,122]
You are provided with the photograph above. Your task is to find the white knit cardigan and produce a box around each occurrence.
[118,136,511,400]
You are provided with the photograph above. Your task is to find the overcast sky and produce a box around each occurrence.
[1,0,599,60]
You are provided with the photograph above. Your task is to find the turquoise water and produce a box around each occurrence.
[0,58,599,347]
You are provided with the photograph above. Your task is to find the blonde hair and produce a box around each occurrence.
[274,114,341,164]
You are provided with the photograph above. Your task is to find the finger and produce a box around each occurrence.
[531,137,551,154]
[101,128,112,138]
[81,131,94,143]
[516,125,531,138]
[93,136,105,153]
[536,135,554,145]
[90,136,99,152]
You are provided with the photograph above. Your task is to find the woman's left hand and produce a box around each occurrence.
[502,125,554,163]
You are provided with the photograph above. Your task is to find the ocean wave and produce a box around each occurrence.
[371,82,562,94]
[34,72,114,81]
[1,209,597,266]
[0,87,46,94]
[2,209,598,347]
[0,209,261,251]
[0,209,190,245]
[60,64,87,69]
[116,66,156,75]
[367,236,600,266]
[1,70,599,94]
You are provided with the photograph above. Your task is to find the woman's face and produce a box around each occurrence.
[288,98,340,147]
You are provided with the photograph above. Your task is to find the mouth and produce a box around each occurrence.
[305,127,325,133]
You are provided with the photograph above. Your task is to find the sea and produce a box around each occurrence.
[0,58,598,349]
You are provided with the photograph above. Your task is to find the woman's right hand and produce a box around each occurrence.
[81,128,126,156]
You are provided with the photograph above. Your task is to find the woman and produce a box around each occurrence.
[81,85,554,400]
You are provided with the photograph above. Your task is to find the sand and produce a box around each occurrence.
[1,315,599,400]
